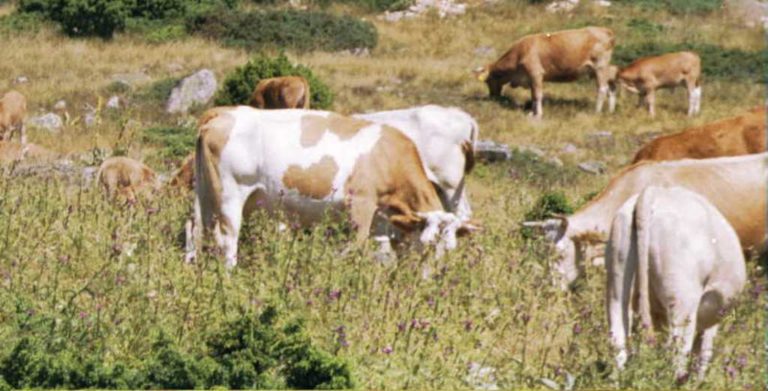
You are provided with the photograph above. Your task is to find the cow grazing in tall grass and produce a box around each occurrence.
[474,26,616,118]
[632,106,765,163]
[191,107,477,268]
[524,153,766,288]
[250,76,310,109]
[606,186,746,382]
[612,51,702,117]
[97,156,160,203]
[0,90,27,148]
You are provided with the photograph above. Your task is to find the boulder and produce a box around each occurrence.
[475,140,511,162]
[166,69,218,114]
[28,113,64,133]
[578,161,606,175]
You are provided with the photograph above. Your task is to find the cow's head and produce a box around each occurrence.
[473,66,504,98]
[522,216,582,290]
[389,211,480,256]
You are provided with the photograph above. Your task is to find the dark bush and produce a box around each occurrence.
[319,0,412,11]
[49,0,129,38]
[614,42,767,82]
[524,191,574,221]
[215,53,334,109]
[187,8,377,52]
[613,0,722,14]
[123,0,187,19]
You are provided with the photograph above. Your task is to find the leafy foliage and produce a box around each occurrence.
[523,191,574,221]
[215,53,334,109]
[0,308,353,389]
[187,8,378,52]
[613,0,722,14]
[142,125,196,160]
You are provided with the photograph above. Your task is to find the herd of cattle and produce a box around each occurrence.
[0,25,765,383]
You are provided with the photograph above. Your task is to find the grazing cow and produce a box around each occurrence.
[606,186,746,382]
[353,105,479,219]
[192,106,476,268]
[523,153,766,288]
[613,51,702,117]
[249,76,311,109]
[169,153,195,191]
[632,106,765,163]
[0,90,27,146]
[97,156,160,203]
[473,26,616,117]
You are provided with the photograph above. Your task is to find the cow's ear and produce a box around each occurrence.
[389,214,425,232]
[457,219,482,237]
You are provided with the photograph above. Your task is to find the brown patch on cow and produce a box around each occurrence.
[282,155,339,199]
[300,113,371,147]
[462,140,475,173]
[249,76,311,109]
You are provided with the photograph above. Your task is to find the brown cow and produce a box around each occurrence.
[613,51,702,117]
[249,76,310,109]
[474,26,616,118]
[633,106,765,163]
[0,90,27,147]
[97,156,160,203]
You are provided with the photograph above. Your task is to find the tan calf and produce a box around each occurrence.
[97,156,160,203]
[633,106,765,163]
[614,51,702,117]
[474,26,616,117]
[249,76,311,109]
[0,90,27,147]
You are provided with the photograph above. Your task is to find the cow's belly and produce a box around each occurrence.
[241,182,347,228]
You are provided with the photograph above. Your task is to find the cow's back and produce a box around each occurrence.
[0,90,26,126]
[534,27,614,75]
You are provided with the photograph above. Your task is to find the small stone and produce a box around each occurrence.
[28,113,64,133]
[106,96,120,109]
[475,140,511,162]
[84,112,98,128]
[53,100,67,111]
[578,161,606,175]
[547,156,564,167]
[561,143,578,154]
[13,75,29,84]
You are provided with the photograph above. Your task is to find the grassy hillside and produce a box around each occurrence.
[0,0,764,389]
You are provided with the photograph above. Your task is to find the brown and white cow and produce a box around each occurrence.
[632,106,765,163]
[474,26,616,118]
[192,106,475,268]
[97,156,160,203]
[0,90,27,147]
[612,51,702,117]
[249,76,310,109]
[524,153,766,288]
[606,186,746,382]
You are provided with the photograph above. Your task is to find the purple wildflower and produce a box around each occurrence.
[381,345,393,354]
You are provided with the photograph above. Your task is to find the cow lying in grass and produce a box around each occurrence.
[190,107,477,268]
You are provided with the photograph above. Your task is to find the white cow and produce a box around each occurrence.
[191,106,476,268]
[353,105,478,220]
[606,186,746,382]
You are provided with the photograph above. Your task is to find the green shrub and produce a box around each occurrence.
[614,42,768,82]
[187,8,378,52]
[123,0,186,19]
[524,191,574,221]
[215,53,334,109]
[320,0,412,11]
[0,12,45,35]
[613,0,722,14]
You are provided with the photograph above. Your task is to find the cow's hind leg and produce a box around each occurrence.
[530,76,544,118]
[595,67,613,113]
[644,89,656,118]
[694,325,718,382]
[218,197,245,269]
[669,303,698,383]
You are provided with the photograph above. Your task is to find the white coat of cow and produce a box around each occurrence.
[353,104,478,219]
[606,186,746,381]
[192,106,475,268]
[523,153,766,288]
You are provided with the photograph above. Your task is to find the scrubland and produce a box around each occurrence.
[0,0,764,389]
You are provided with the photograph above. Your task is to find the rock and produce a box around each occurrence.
[81,166,99,185]
[725,0,768,28]
[561,143,579,154]
[12,159,83,182]
[106,96,120,109]
[475,140,511,162]
[547,156,564,167]
[380,0,466,21]
[84,112,99,128]
[13,75,29,85]
[466,362,499,391]
[166,69,217,114]
[578,161,606,175]
[28,113,64,133]
[546,0,579,13]
[339,47,370,57]
[518,145,546,159]
[111,71,151,87]
[474,46,496,57]
[53,100,67,111]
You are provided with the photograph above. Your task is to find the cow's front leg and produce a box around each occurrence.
[349,196,376,244]
[644,90,656,118]
[530,77,544,118]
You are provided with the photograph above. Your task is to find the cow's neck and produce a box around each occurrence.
[566,186,632,244]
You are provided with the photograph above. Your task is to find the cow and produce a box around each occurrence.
[473,26,616,118]
[523,153,766,288]
[0,90,27,148]
[632,106,765,163]
[353,105,478,219]
[191,106,477,268]
[249,76,311,109]
[97,156,160,203]
[612,51,702,117]
[169,153,195,191]
[606,186,746,382]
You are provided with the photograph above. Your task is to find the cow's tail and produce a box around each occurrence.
[634,186,655,333]
[301,78,311,109]
[193,112,226,259]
